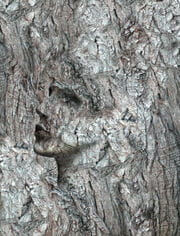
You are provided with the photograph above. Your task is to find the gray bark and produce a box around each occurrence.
[0,0,179,235]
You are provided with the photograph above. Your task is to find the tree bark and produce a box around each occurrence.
[0,0,179,235]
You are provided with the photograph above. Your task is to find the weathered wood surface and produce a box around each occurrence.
[0,0,179,235]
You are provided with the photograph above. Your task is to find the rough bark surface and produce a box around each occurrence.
[0,0,179,235]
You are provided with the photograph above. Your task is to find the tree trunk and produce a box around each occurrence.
[0,0,179,235]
